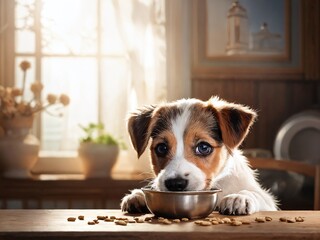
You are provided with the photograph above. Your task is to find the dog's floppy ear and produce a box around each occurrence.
[210,97,257,149]
[127,105,156,158]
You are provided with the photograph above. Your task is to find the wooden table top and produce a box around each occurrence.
[0,210,319,240]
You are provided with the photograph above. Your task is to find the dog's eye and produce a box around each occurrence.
[195,142,213,156]
[155,143,169,157]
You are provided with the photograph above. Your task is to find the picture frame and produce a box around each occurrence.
[192,0,303,79]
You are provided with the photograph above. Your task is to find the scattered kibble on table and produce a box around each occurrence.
[65,214,305,226]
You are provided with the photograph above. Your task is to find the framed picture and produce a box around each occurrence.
[192,0,303,79]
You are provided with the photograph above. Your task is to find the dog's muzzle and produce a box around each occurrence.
[164,177,188,191]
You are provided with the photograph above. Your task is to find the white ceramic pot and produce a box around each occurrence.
[0,128,40,178]
[78,142,119,178]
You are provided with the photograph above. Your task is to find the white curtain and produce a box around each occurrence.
[102,0,167,173]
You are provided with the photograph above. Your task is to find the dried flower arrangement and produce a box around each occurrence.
[0,60,70,125]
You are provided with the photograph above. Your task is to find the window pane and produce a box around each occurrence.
[41,0,97,55]
[15,0,36,53]
[41,57,98,151]
[101,57,130,139]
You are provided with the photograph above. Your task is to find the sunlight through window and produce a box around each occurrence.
[14,0,166,153]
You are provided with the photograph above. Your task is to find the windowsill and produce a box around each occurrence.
[30,150,154,180]
[32,150,83,174]
[27,172,150,181]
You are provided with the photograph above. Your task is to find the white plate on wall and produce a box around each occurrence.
[266,110,320,200]
[274,110,320,164]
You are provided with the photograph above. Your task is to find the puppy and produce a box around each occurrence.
[121,97,278,215]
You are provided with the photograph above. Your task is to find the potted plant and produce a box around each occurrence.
[78,123,120,178]
[0,60,69,178]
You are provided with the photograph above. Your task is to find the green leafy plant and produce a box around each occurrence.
[79,123,121,146]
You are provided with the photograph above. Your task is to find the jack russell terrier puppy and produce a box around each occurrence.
[121,97,278,215]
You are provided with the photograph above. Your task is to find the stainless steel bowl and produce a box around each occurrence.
[142,188,221,219]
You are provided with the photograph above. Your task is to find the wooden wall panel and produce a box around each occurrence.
[302,0,320,80]
[289,82,319,114]
[256,82,290,151]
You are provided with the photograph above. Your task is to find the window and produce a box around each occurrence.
[1,0,166,156]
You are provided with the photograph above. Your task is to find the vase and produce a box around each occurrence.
[0,115,40,178]
[78,142,119,178]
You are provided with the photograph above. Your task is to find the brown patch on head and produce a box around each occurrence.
[150,105,181,138]
[128,103,182,174]
[127,104,181,158]
[150,130,177,175]
[127,105,156,158]
[209,97,257,149]
[149,105,181,174]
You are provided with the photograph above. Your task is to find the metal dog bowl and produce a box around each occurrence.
[142,188,221,219]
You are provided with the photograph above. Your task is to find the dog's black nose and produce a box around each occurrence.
[164,178,188,191]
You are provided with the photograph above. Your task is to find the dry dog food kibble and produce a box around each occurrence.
[286,218,296,223]
[78,215,84,220]
[162,219,172,225]
[265,216,272,221]
[97,216,106,220]
[222,217,231,224]
[199,221,211,226]
[135,218,144,223]
[105,218,114,222]
[241,220,251,225]
[255,217,265,223]
[172,219,181,223]
[295,216,304,222]
[87,221,95,225]
[181,218,189,222]
[67,217,76,222]
[279,217,287,222]
[230,221,242,226]
[115,220,127,226]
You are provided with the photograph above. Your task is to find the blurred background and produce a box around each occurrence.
[0,0,319,210]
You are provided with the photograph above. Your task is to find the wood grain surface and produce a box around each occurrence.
[0,210,319,240]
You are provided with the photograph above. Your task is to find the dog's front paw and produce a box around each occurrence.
[121,189,149,213]
[219,193,256,215]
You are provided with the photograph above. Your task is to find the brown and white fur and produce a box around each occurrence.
[121,97,278,215]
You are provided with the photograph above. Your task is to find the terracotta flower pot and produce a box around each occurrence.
[78,142,119,178]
